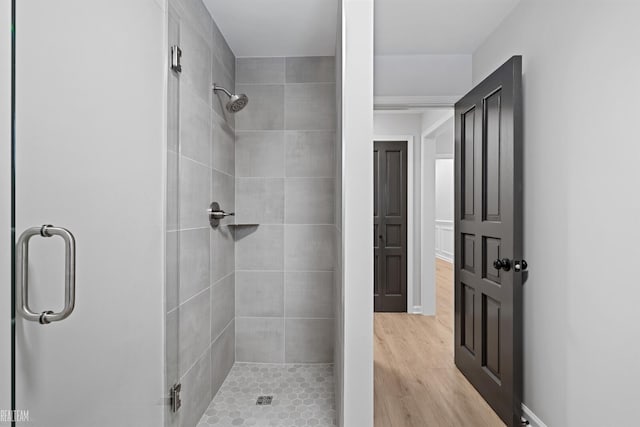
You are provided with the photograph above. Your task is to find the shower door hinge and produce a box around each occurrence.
[169,383,182,413]
[170,45,182,73]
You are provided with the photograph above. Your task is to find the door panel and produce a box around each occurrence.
[462,108,476,220]
[12,1,166,426]
[462,234,475,272]
[483,89,503,222]
[484,237,502,284]
[461,284,475,353]
[454,56,523,426]
[373,141,407,312]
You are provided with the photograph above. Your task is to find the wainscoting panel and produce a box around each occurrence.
[435,219,454,262]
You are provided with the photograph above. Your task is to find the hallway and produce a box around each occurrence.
[374,259,505,427]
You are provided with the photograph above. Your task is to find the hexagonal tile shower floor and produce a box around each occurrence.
[197,363,337,427]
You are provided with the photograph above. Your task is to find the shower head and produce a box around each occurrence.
[213,84,249,113]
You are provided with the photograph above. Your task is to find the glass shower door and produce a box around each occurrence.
[11,1,170,426]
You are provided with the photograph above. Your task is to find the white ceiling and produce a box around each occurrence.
[375,0,521,55]
[203,0,520,58]
[203,0,339,57]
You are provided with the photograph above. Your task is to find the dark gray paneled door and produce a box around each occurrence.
[454,56,523,426]
[374,141,408,313]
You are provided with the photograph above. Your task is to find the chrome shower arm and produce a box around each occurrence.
[212,84,233,98]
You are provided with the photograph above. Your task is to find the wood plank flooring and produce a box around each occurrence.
[374,259,505,427]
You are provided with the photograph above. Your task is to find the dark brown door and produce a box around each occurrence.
[374,141,408,312]
[454,56,523,426]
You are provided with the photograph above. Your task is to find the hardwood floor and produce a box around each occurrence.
[374,258,505,427]
[435,258,454,333]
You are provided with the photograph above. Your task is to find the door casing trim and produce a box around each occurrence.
[420,110,454,315]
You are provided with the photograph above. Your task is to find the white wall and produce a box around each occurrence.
[435,124,453,156]
[435,160,453,220]
[374,54,471,96]
[435,159,454,262]
[374,113,422,311]
[422,108,453,132]
[434,122,453,262]
[340,0,374,425]
[474,1,640,425]
[419,111,452,315]
[0,0,11,416]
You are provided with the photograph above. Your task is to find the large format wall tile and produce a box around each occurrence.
[169,0,214,46]
[180,23,212,106]
[211,169,234,217]
[211,21,235,78]
[233,56,336,365]
[180,87,212,165]
[285,131,335,178]
[211,114,234,176]
[235,85,284,131]
[235,225,284,270]
[180,157,211,229]
[235,131,285,177]
[179,288,211,376]
[211,320,235,396]
[235,271,284,317]
[236,178,284,224]
[212,54,234,96]
[285,319,334,363]
[236,317,285,363]
[285,56,335,83]
[210,226,234,282]
[285,178,334,224]
[180,228,210,303]
[211,273,234,341]
[285,271,334,318]
[212,87,236,129]
[285,225,334,271]
[179,345,212,427]
[237,57,285,84]
[285,84,336,130]
[211,55,236,90]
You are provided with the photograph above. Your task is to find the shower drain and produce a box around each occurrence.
[256,396,273,406]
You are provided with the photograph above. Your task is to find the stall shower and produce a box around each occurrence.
[7,0,339,425]
[166,1,338,426]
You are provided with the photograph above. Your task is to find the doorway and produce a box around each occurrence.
[374,57,524,427]
[373,110,506,427]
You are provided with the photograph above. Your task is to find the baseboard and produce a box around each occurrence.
[522,404,547,427]
[410,305,422,314]
[435,253,453,263]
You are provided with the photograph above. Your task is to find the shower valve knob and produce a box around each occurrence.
[209,210,235,220]
[208,202,234,227]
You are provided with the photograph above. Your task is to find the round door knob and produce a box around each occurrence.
[493,258,512,271]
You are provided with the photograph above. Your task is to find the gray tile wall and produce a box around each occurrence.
[166,1,236,426]
[234,57,336,364]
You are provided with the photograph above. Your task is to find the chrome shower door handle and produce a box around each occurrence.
[16,225,76,325]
